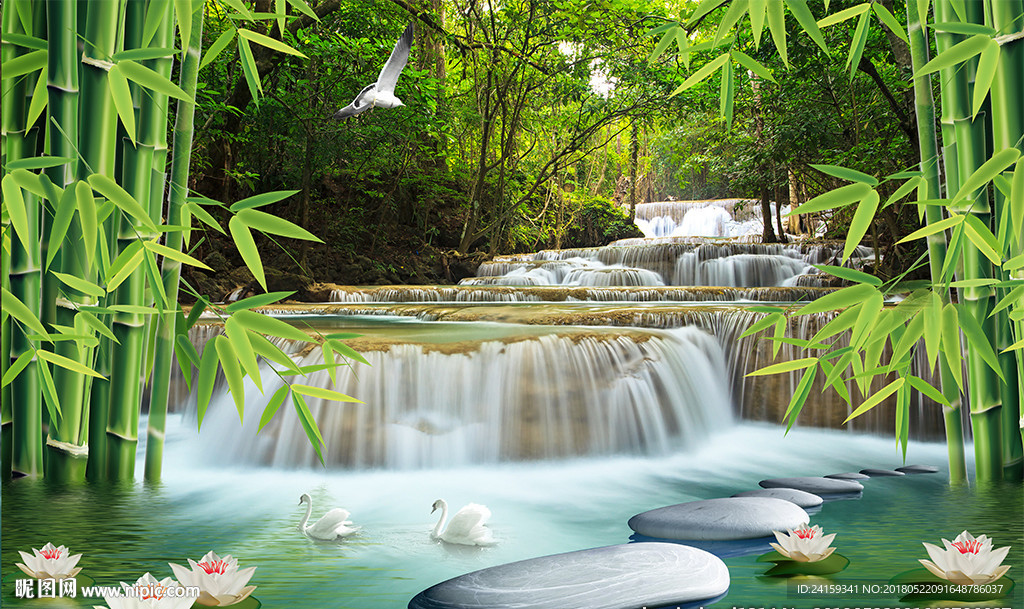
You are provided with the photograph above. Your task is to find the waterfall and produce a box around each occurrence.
[328,285,834,303]
[196,327,733,468]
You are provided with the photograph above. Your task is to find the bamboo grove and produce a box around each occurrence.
[1,0,362,483]
[651,0,1023,482]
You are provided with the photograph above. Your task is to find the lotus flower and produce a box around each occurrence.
[16,542,83,579]
[770,524,837,562]
[95,573,195,609]
[168,551,256,606]
[919,530,1011,585]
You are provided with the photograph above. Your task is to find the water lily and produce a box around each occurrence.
[770,524,837,562]
[94,573,195,609]
[919,530,1011,585]
[168,551,256,606]
[16,542,83,579]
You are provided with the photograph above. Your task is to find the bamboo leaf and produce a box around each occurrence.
[850,293,883,350]
[2,174,34,256]
[956,305,1004,380]
[118,59,190,100]
[790,182,873,215]
[200,28,237,72]
[237,36,263,100]
[812,264,881,286]
[25,65,48,132]
[174,338,195,391]
[175,332,201,368]
[4,156,74,172]
[229,216,266,290]
[143,239,213,271]
[810,305,859,344]
[676,29,691,69]
[715,0,749,46]
[174,0,193,56]
[185,201,226,234]
[328,340,371,366]
[74,181,98,271]
[226,318,263,393]
[1003,337,1024,352]
[783,363,818,433]
[819,359,851,405]
[37,359,61,431]
[649,28,677,63]
[990,286,1024,318]
[749,0,766,47]
[897,213,965,243]
[233,309,312,343]
[1,49,46,79]
[949,278,998,288]
[746,357,818,376]
[916,34,990,77]
[142,0,171,46]
[810,163,878,185]
[45,186,76,271]
[872,2,908,42]
[817,2,870,27]
[971,41,1000,118]
[108,65,137,143]
[322,340,339,386]
[143,249,169,311]
[228,189,300,212]
[844,189,879,262]
[930,21,995,36]
[785,0,828,52]
[1011,159,1023,238]
[685,0,728,28]
[215,335,247,422]
[52,272,104,298]
[3,33,46,50]
[670,52,730,96]
[292,393,325,465]
[286,0,319,20]
[953,148,1020,205]
[844,378,904,423]
[77,310,119,343]
[197,340,220,428]
[105,241,146,293]
[37,349,104,379]
[88,174,157,232]
[795,283,877,316]
[293,383,362,403]
[248,332,303,374]
[1,351,34,388]
[962,214,1002,267]
[113,48,180,62]
[766,0,788,67]
[884,176,922,208]
[845,10,871,77]
[907,375,950,406]
[891,312,924,370]
[325,332,363,340]
[237,28,308,58]
[222,0,256,20]
[236,208,323,242]
[720,59,734,129]
[1,287,48,338]
[941,303,964,393]
[258,385,291,433]
[739,312,784,338]
[186,299,208,329]
[226,291,296,312]
[732,50,775,83]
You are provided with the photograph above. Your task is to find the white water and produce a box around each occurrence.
[633,199,790,239]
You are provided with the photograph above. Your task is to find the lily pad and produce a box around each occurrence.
[191,597,261,609]
[758,553,849,576]
[889,568,1014,602]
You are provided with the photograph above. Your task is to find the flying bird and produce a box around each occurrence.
[334,23,415,119]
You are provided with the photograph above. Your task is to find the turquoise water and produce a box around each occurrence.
[3,418,1021,608]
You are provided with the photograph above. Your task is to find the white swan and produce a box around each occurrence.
[430,499,496,546]
[298,493,360,540]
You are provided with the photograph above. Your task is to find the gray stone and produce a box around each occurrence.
[760,476,864,495]
[408,543,729,609]
[731,488,823,508]
[896,464,939,474]
[628,497,808,541]
[825,472,870,480]
[860,468,905,477]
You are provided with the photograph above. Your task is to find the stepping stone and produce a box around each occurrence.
[628,497,808,541]
[760,477,863,495]
[896,464,939,474]
[408,543,729,609]
[860,468,905,477]
[732,488,823,508]
[825,472,869,480]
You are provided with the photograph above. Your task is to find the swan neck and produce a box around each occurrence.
[431,501,448,539]
[300,499,313,530]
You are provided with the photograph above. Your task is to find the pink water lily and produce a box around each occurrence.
[770,524,837,562]
[16,542,82,579]
[168,551,256,606]
[94,572,195,609]
[919,530,1011,585]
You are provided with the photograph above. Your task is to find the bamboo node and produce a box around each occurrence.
[45,437,89,457]
[81,54,115,71]
[146,427,166,441]
[994,31,1024,46]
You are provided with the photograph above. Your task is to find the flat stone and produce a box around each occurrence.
[628,497,808,541]
[860,468,905,477]
[825,472,869,480]
[408,543,729,609]
[760,476,864,495]
[731,488,823,508]
[896,464,939,474]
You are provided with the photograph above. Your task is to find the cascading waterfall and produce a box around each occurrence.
[632,198,786,239]
[195,326,733,468]
[327,285,834,303]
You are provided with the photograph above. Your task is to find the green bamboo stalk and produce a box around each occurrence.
[986,0,1024,481]
[907,2,968,483]
[2,0,19,480]
[4,0,44,478]
[936,0,1004,481]
[146,0,204,481]
[43,0,90,482]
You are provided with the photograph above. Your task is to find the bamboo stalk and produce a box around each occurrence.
[907,2,968,482]
[146,0,204,481]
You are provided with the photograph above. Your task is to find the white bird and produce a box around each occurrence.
[334,23,414,119]
[298,493,360,540]
[430,499,496,546]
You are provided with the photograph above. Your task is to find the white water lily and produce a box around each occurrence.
[16,542,83,579]
[770,524,837,562]
[94,573,195,609]
[168,551,256,606]
[919,530,1011,585]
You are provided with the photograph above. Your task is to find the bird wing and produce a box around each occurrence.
[444,503,492,540]
[333,84,376,119]
[374,22,414,94]
[307,508,352,538]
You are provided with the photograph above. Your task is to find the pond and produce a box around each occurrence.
[3,417,1021,608]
